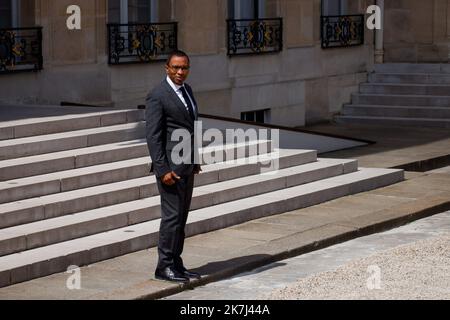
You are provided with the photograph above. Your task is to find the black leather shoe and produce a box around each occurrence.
[179,268,201,280]
[155,267,189,283]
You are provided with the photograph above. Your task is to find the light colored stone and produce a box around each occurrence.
[0,128,14,140]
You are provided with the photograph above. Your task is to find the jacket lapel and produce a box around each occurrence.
[185,84,199,120]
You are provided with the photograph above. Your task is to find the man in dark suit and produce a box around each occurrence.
[145,50,202,283]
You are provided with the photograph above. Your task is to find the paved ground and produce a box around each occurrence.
[0,122,449,300]
[307,123,450,171]
[167,210,450,300]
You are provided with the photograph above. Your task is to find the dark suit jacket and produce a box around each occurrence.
[145,79,200,178]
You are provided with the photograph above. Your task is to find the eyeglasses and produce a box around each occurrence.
[169,65,190,71]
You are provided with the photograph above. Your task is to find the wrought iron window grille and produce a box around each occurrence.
[227,18,283,56]
[107,22,178,65]
[321,15,364,49]
[0,27,43,74]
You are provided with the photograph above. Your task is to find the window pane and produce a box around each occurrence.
[129,0,151,23]
[230,0,257,19]
[257,0,266,18]
[0,0,12,28]
[228,0,234,19]
[108,0,120,23]
[241,112,255,122]
[108,0,166,24]
[240,0,255,19]
[322,0,342,16]
[255,110,265,123]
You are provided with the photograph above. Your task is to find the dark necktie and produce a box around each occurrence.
[179,86,195,120]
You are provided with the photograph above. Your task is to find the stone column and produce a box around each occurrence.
[119,0,127,23]
[447,0,450,61]
[11,0,20,28]
[374,0,384,63]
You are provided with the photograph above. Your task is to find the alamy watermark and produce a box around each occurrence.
[168,121,280,174]
[66,5,81,30]
[66,5,383,31]
[66,265,81,290]
[168,121,281,173]
[366,5,382,30]
[366,265,382,290]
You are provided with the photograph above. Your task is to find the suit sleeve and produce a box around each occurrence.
[145,93,172,178]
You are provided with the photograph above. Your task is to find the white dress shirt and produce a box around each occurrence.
[166,76,197,117]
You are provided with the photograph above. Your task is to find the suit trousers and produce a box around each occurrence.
[156,173,195,271]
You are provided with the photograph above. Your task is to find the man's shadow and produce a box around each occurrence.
[190,254,287,279]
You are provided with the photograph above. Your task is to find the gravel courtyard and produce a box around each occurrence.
[263,233,450,300]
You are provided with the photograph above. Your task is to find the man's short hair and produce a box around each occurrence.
[166,50,190,65]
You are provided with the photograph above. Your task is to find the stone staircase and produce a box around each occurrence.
[0,109,404,288]
[336,63,450,128]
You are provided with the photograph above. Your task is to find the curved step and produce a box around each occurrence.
[374,63,450,74]
[0,122,146,160]
[368,73,450,85]
[0,143,302,229]
[0,167,404,288]
[0,140,279,203]
[360,83,450,96]
[0,109,144,140]
[352,93,450,107]
[0,139,149,181]
[0,158,357,256]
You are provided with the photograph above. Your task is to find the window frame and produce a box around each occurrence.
[0,0,21,29]
[108,0,160,24]
[228,0,266,19]
[241,109,271,124]
[321,0,348,16]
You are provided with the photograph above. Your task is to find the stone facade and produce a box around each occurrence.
[384,0,450,63]
[1,0,427,127]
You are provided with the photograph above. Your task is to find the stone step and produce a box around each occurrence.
[0,158,356,256]
[342,104,450,119]
[360,83,450,96]
[0,109,144,141]
[0,145,301,204]
[0,139,149,181]
[0,141,293,229]
[374,63,450,74]
[0,136,270,181]
[368,73,450,85]
[352,93,450,107]
[335,115,450,128]
[0,167,404,288]
[0,122,146,161]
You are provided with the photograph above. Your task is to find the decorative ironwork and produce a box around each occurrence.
[107,22,177,65]
[227,18,283,56]
[0,27,43,74]
[321,15,364,49]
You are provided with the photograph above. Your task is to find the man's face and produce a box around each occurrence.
[166,56,190,86]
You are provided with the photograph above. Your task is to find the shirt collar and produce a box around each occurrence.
[166,76,184,92]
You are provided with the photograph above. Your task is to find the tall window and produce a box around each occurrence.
[108,0,161,24]
[0,0,21,28]
[0,1,12,28]
[321,0,347,16]
[0,0,36,29]
[228,0,266,19]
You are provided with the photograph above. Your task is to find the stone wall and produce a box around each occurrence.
[384,0,450,63]
[0,0,376,127]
